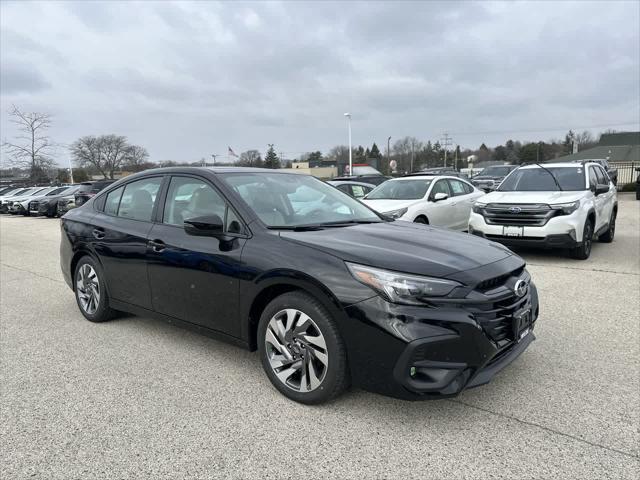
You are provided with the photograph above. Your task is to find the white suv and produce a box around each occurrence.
[468,162,617,259]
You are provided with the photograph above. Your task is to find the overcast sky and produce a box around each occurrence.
[1,0,639,165]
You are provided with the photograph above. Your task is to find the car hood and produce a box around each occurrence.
[481,190,586,204]
[361,199,420,213]
[4,195,33,202]
[279,221,514,278]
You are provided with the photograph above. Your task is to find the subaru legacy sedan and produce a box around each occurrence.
[60,167,538,404]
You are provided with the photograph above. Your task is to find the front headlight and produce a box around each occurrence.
[383,207,408,219]
[472,202,487,214]
[346,262,462,305]
[550,201,579,215]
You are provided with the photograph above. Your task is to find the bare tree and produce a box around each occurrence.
[70,134,144,179]
[2,105,56,181]
[124,144,150,172]
[238,149,263,167]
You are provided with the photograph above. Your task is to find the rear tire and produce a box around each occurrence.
[599,210,616,243]
[257,291,349,404]
[571,220,593,260]
[74,256,117,323]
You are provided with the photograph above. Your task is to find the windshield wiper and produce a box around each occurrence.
[268,219,381,232]
[533,163,563,191]
[317,219,382,226]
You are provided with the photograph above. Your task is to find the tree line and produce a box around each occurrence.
[0,105,616,182]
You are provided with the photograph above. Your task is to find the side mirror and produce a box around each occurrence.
[184,214,224,236]
[595,184,610,196]
[432,192,449,202]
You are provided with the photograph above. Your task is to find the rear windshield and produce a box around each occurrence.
[366,179,432,200]
[478,166,514,177]
[498,167,586,191]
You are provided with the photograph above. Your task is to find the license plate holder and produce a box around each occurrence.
[513,308,532,341]
[503,226,524,237]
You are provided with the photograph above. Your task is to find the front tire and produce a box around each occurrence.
[571,220,593,260]
[599,210,616,243]
[414,216,428,224]
[257,291,349,404]
[74,256,116,322]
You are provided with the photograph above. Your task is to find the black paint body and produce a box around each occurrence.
[60,167,538,400]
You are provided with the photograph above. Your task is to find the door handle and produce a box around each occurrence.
[148,239,166,252]
[92,228,105,240]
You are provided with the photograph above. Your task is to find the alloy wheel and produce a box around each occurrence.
[264,308,328,392]
[584,223,592,256]
[76,264,100,315]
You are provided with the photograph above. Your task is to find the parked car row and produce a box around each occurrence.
[0,180,116,218]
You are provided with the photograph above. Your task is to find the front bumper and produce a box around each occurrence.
[468,211,584,247]
[342,278,539,400]
[8,203,27,215]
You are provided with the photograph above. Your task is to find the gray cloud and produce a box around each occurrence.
[0,0,638,165]
[0,61,50,94]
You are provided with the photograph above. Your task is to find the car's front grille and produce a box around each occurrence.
[475,267,524,292]
[467,292,530,347]
[480,203,555,226]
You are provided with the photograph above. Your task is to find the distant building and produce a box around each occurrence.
[557,131,640,163]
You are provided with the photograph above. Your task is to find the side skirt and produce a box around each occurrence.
[109,299,250,350]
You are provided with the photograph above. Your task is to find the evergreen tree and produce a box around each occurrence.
[264,145,280,169]
[370,143,382,159]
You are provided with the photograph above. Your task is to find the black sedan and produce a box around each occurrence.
[29,185,80,217]
[60,167,538,404]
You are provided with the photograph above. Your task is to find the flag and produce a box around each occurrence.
[228,146,239,158]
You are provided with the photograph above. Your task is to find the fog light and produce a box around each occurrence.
[410,366,417,377]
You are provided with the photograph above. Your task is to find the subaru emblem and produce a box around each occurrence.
[514,279,528,297]
[509,206,522,213]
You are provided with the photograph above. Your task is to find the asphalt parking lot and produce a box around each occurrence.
[1,195,638,479]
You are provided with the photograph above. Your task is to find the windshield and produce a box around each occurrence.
[498,167,586,191]
[46,187,70,196]
[366,179,432,200]
[478,166,513,177]
[221,172,381,227]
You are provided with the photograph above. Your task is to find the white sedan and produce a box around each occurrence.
[362,175,484,231]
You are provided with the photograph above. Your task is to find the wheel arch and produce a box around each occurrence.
[69,247,103,291]
[245,272,346,351]
[414,214,429,224]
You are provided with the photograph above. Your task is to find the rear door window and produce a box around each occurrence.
[351,185,369,198]
[447,179,467,197]
[104,186,124,216]
[117,177,163,222]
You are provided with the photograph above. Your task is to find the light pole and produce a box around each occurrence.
[387,136,391,173]
[211,154,218,166]
[68,156,74,184]
[344,113,352,176]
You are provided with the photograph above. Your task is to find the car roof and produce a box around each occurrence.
[392,174,466,181]
[328,180,377,187]
[519,162,593,169]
